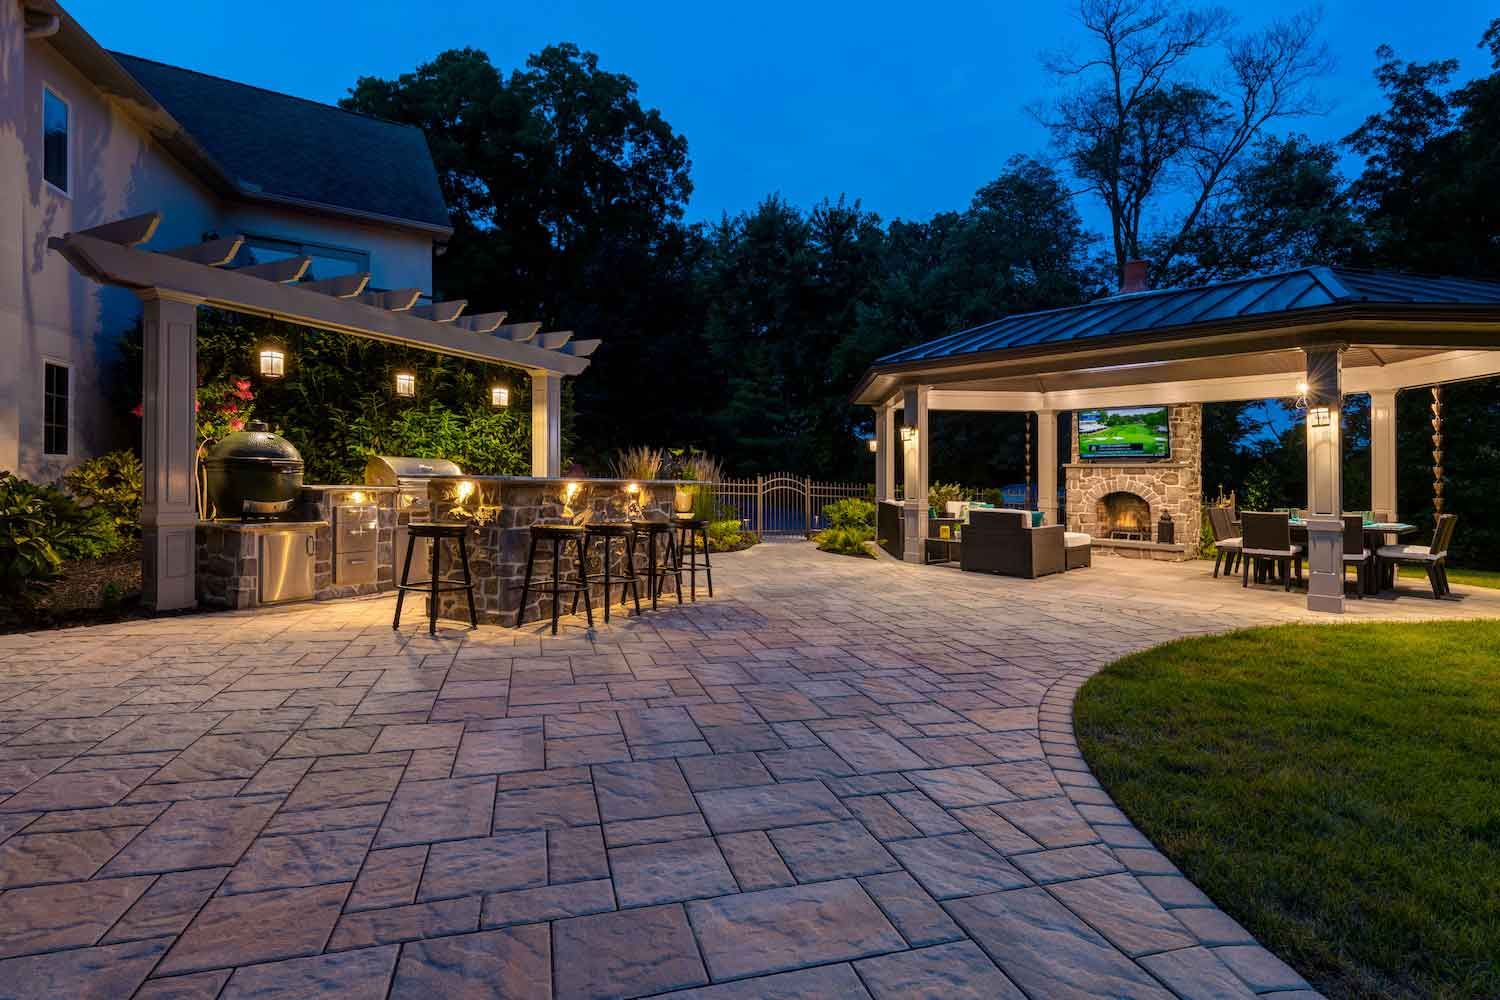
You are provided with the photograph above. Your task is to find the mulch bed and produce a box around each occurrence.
[1,543,150,634]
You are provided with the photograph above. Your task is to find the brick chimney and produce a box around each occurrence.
[1121,259,1149,294]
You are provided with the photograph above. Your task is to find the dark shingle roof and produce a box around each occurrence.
[876,266,1500,366]
[111,53,451,233]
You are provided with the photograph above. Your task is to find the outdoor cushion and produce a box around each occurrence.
[1378,544,1435,560]
[1064,532,1091,548]
[1215,537,1243,550]
[1031,510,1045,527]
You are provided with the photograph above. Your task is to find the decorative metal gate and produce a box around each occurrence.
[715,474,871,537]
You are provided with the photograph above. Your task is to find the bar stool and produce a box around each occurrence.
[516,523,593,635]
[630,520,682,610]
[580,521,642,622]
[672,516,714,600]
[393,522,477,636]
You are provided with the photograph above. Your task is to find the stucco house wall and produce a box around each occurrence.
[1,3,441,481]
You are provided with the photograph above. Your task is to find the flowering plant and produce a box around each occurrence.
[192,377,258,516]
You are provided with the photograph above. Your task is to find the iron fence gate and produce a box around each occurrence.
[715,474,872,537]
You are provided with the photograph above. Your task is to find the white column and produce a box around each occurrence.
[901,385,929,563]
[531,371,562,478]
[1035,410,1058,524]
[139,290,203,611]
[1370,389,1398,520]
[1304,347,1344,613]
[0,0,24,473]
[875,402,897,501]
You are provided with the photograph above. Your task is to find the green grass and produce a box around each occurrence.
[1401,565,1500,590]
[1075,621,1500,1000]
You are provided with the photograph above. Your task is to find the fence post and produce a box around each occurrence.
[755,475,763,536]
[804,478,813,535]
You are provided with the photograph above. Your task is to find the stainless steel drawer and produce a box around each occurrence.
[259,528,316,605]
[336,551,378,587]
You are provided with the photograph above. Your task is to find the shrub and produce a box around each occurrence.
[610,446,664,480]
[928,482,964,510]
[707,517,758,553]
[62,450,144,539]
[823,497,875,530]
[1,471,122,607]
[815,524,875,557]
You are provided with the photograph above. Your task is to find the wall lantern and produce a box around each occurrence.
[394,372,416,398]
[1309,406,1332,428]
[258,347,286,379]
[625,482,641,495]
[900,426,918,444]
[867,438,879,453]
[489,385,510,408]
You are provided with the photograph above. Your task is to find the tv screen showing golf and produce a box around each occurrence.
[1078,406,1171,459]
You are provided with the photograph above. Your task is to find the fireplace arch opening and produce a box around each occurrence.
[1098,491,1152,540]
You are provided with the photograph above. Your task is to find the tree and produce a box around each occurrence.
[1038,0,1331,281]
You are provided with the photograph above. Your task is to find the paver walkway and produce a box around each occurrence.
[2,544,1496,999]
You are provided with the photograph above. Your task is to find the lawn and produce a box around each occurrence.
[1075,621,1500,1000]
[1401,564,1500,590]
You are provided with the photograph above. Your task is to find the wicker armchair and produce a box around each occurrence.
[960,509,1065,579]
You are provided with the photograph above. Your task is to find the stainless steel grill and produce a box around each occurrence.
[365,456,465,586]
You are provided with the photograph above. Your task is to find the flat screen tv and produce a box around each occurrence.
[1078,406,1171,460]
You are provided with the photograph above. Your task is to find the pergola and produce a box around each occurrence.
[49,211,597,611]
[853,266,1500,613]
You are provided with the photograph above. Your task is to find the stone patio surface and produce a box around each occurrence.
[1,543,1494,999]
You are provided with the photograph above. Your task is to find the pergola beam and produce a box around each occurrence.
[234,256,310,283]
[165,236,243,266]
[411,300,467,323]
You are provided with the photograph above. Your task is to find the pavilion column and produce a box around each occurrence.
[901,385,929,562]
[1035,410,1058,524]
[531,371,562,478]
[1370,389,1398,520]
[1304,346,1345,614]
[139,290,203,611]
[874,402,896,501]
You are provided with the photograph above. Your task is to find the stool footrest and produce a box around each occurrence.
[395,583,476,595]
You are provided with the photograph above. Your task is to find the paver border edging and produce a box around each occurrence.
[1039,666,1323,998]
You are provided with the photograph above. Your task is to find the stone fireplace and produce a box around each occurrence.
[1065,404,1201,560]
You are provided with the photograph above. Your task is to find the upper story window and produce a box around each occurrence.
[43,87,70,195]
[240,236,369,283]
[43,362,70,456]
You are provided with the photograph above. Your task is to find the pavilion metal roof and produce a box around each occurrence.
[875,266,1500,367]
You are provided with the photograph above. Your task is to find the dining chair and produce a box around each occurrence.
[1342,514,1372,598]
[1207,506,1241,579]
[1241,512,1302,591]
[1377,514,1458,598]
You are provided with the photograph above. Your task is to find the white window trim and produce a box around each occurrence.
[42,357,72,458]
[41,84,72,199]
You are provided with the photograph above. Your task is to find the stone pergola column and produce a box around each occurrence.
[531,371,562,478]
[1370,388,1398,520]
[1035,410,1058,524]
[874,402,897,501]
[139,290,203,611]
[1304,346,1345,613]
[901,385,929,562]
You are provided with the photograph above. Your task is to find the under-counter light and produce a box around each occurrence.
[348,490,367,504]
[625,482,641,495]
[455,480,475,502]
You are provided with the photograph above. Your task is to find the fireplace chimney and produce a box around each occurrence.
[1120,259,1149,294]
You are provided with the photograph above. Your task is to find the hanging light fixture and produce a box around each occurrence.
[867,438,879,453]
[394,371,416,397]
[257,346,286,379]
[489,385,510,408]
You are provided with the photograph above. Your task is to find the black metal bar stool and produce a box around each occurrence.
[672,516,714,600]
[516,523,593,635]
[393,522,477,636]
[579,522,642,623]
[630,520,682,611]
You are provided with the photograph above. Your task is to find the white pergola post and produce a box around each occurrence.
[874,402,897,501]
[1035,410,1058,524]
[901,385,929,562]
[531,371,562,478]
[1304,347,1345,613]
[1370,389,1398,520]
[139,290,203,611]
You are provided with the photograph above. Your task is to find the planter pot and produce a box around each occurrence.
[674,486,697,515]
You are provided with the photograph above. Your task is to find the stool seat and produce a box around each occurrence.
[672,517,708,529]
[585,521,634,537]
[630,519,674,532]
[531,522,585,537]
[407,521,469,537]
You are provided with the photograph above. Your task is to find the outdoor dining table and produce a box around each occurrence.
[1288,519,1418,594]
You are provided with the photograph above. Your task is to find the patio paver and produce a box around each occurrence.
[0,542,1489,996]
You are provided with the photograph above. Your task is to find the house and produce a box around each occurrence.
[0,0,451,480]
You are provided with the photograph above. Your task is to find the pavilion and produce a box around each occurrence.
[852,265,1500,612]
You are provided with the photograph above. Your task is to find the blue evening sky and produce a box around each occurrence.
[67,0,1496,233]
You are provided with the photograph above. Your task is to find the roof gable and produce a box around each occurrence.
[876,266,1500,366]
[110,53,451,234]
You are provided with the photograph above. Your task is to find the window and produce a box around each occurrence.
[240,236,368,283]
[43,88,69,195]
[43,362,69,456]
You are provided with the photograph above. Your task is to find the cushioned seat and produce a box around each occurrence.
[1063,532,1091,571]
[1063,532,1091,547]
[1374,514,1457,598]
[1376,543,1434,560]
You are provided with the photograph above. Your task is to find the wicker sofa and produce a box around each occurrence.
[960,509,1067,579]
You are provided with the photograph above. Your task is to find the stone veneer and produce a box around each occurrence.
[426,478,682,627]
[1065,403,1202,560]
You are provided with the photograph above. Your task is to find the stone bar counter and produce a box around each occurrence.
[423,476,689,627]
